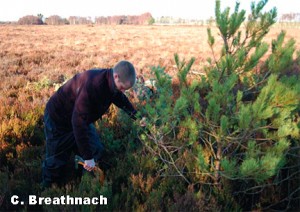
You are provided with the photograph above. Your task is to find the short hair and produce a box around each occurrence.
[113,60,136,86]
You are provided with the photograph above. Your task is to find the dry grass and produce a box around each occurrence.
[1,25,299,79]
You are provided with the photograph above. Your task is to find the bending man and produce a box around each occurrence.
[42,60,137,187]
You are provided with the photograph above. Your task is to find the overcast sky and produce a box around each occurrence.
[0,0,299,21]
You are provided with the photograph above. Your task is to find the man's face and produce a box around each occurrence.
[114,74,132,93]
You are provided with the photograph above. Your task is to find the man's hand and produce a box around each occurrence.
[84,158,95,172]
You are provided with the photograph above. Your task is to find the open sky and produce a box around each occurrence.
[0,0,299,22]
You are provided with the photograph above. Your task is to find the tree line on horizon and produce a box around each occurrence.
[2,12,299,26]
[15,13,155,25]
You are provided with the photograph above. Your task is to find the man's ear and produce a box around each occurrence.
[113,73,119,81]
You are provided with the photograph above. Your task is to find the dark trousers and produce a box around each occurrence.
[42,109,104,184]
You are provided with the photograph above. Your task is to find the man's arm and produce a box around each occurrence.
[112,91,137,119]
[72,89,93,160]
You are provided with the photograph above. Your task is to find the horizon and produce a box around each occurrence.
[0,0,300,22]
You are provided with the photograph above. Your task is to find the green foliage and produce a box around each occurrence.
[32,77,53,90]
[148,17,155,25]
[215,0,246,53]
[175,53,195,87]
[39,174,112,212]
[136,0,300,210]
[267,31,296,74]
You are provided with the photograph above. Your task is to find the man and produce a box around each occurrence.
[42,60,137,187]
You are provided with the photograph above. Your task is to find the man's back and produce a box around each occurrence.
[46,69,115,129]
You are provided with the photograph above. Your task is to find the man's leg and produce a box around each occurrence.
[42,110,75,187]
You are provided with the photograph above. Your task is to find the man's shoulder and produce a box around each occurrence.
[87,68,111,73]
[84,68,112,90]
[84,68,111,82]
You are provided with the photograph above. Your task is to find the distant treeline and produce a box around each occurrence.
[15,13,154,25]
[280,13,300,22]
[2,12,299,26]
[95,13,154,25]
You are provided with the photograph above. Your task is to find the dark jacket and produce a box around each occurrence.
[46,68,136,159]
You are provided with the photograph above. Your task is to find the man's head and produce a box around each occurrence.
[113,60,136,93]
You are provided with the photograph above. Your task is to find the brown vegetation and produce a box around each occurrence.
[1,25,299,77]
